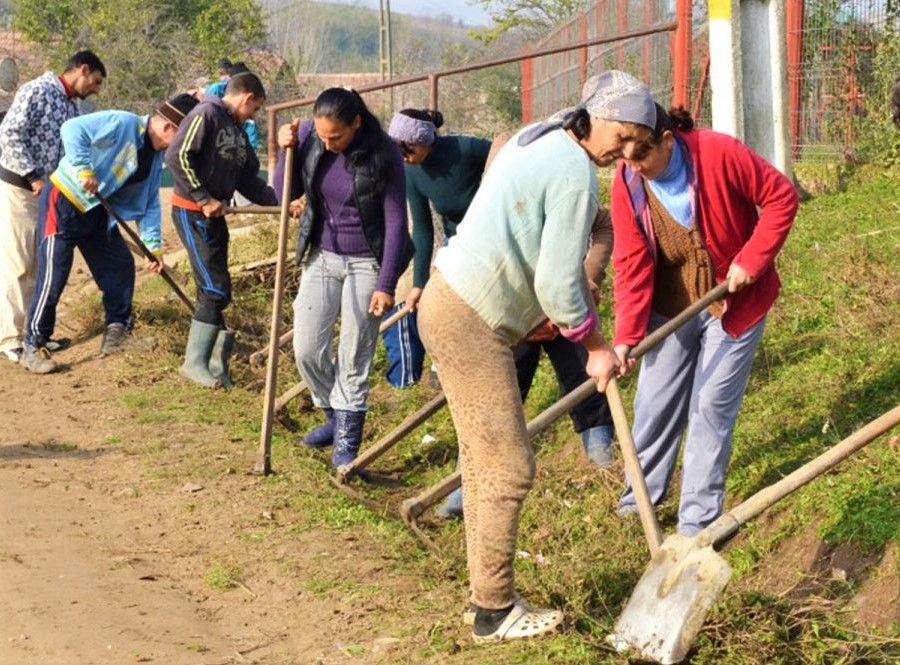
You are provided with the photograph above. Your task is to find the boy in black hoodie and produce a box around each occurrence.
[165,71,277,388]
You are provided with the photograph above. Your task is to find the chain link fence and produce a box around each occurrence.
[521,0,678,122]
[521,0,899,163]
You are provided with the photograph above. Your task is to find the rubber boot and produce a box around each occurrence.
[581,425,615,467]
[179,319,221,388]
[301,408,334,448]
[332,409,365,468]
[208,328,236,389]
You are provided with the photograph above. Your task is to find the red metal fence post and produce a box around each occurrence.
[579,13,589,86]
[521,57,534,124]
[616,0,627,67]
[673,0,691,109]
[785,0,804,160]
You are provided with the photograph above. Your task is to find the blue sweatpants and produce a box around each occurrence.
[619,310,766,536]
[26,184,134,347]
[172,206,231,326]
[381,305,426,388]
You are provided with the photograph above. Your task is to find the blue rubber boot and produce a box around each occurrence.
[581,425,615,467]
[332,409,365,467]
[301,408,335,449]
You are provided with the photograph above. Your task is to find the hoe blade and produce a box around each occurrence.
[609,534,732,664]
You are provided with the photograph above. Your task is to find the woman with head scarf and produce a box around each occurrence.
[610,104,798,537]
[417,70,657,642]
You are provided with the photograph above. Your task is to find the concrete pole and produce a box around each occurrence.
[708,0,744,139]
[708,0,793,177]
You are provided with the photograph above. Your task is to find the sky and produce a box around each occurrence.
[342,0,494,27]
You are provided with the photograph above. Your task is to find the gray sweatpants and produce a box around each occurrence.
[292,248,381,412]
[619,310,766,536]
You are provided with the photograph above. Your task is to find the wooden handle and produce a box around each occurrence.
[339,393,448,481]
[256,146,295,476]
[96,193,195,313]
[701,403,900,547]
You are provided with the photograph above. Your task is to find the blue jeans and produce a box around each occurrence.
[292,248,381,412]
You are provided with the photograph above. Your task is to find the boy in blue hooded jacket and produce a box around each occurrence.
[20,94,199,374]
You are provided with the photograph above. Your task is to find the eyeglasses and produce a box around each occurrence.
[399,141,414,157]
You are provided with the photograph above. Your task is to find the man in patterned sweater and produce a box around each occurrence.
[0,51,106,363]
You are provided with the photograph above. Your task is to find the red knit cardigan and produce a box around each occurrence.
[610,128,799,347]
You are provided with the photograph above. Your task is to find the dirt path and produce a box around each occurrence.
[0,192,431,665]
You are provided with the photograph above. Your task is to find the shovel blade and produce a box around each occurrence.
[609,534,732,664]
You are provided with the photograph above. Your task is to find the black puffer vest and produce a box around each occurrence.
[295,128,411,267]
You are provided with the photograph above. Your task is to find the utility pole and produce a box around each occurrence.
[378,0,394,114]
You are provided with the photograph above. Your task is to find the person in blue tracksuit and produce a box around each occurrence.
[20,94,199,375]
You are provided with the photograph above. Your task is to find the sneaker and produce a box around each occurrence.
[581,425,615,467]
[101,323,157,355]
[1,347,22,362]
[435,487,463,519]
[45,338,71,352]
[19,345,59,374]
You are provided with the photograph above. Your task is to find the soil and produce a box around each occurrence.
[0,190,431,665]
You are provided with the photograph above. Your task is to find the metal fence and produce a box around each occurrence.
[521,0,684,123]
[523,0,899,162]
[788,0,898,161]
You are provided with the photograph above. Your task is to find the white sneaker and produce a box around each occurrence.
[1,347,22,362]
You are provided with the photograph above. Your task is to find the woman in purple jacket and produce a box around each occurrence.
[275,88,412,467]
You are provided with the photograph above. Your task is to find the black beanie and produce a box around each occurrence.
[156,93,199,127]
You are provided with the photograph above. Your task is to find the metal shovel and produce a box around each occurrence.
[610,402,900,665]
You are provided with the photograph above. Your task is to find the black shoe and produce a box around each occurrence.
[101,323,157,355]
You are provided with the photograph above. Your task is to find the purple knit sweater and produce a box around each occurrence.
[274,119,408,294]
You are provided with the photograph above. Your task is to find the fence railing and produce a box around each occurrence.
[265,21,680,180]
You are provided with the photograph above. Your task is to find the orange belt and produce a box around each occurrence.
[171,193,204,213]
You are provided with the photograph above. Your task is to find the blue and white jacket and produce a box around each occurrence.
[0,72,79,183]
[50,111,163,252]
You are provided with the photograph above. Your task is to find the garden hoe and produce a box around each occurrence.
[254,146,295,476]
[609,402,900,665]
[96,193,195,314]
[333,391,448,487]
[400,282,730,551]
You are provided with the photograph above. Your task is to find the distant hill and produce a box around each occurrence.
[260,0,475,74]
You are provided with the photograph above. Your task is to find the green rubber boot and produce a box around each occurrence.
[179,320,221,388]
[208,328,235,389]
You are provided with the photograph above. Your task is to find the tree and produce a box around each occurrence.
[469,0,587,43]
[13,0,267,100]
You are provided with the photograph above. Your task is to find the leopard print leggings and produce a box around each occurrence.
[418,271,535,610]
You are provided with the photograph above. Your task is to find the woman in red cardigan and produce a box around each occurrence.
[610,105,799,536]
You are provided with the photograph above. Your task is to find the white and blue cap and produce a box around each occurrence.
[521,70,656,147]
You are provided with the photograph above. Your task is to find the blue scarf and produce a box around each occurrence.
[647,141,692,228]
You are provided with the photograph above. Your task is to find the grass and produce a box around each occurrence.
[104,172,900,663]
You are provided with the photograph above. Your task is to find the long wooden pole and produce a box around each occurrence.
[254,146,294,476]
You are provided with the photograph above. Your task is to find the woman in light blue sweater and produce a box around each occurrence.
[417,71,657,643]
